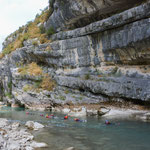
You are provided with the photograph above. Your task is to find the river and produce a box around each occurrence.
[0,106,150,150]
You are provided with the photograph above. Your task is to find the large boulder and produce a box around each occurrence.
[97,107,111,116]
[25,121,44,130]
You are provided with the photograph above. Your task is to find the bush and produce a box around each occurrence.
[18,63,55,91]
[23,85,33,92]
[40,36,47,44]
[40,34,50,44]
[18,26,24,33]
[2,46,12,55]
[22,34,29,41]
[34,81,42,88]
[32,41,38,47]
[39,24,46,34]
[59,95,66,101]
[46,26,55,37]
[41,74,56,91]
[84,74,90,80]
[5,92,13,99]
[18,62,43,76]
[64,90,69,94]
[8,82,12,89]
[0,53,4,59]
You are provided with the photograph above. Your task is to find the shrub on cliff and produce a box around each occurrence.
[32,41,39,47]
[41,74,56,91]
[0,53,4,59]
[46,26,55,37]
[18,62,43,76]
[18,62,56,91]
[39,24,46,34]
[84,74,91,80]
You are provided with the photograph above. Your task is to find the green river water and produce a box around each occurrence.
[0,107,150,150]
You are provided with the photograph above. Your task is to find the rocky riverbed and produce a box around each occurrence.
[0,118,47,150]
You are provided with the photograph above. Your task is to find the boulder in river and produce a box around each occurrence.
[97,107,111,116]
[25,121,44,130]
[134,112,150,121]
[69,107,87,117]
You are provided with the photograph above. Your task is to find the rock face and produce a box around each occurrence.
[45,0,144,31]
[0,0,150,110]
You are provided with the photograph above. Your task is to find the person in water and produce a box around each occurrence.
[74,118,87,123]
[74,118,80,122]
[105,120,111,125]
[64,115,68,120]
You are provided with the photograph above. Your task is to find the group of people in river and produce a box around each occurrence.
[26,112,113,125]
[26,112,88,123]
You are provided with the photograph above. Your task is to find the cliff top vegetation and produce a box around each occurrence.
[0,6,54,59]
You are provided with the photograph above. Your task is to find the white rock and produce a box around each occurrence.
[25,121,44,130]
[86,109,97,116]
[97,107,110,116]
[64,147,75,150]
[0,119,8,128]
[11,122,20,130]
[69,107,87,117]
[8,143,20,150]
[62,108,71,113]
[33,122,45,130]
[31,141,48,148]
[25,146,34,150]
[135,112,150,121]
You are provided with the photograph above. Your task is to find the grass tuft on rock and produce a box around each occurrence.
[18,62,43,76]
[18,62,56,91]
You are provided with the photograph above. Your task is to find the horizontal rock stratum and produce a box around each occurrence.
[46,0,144,31]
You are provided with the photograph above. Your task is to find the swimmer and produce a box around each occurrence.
[105,120,111,125]
[74,118,87,123]
[46,114,51,118]
[74,118,80,122]
[26,112,29,115]
[64,115,68,120]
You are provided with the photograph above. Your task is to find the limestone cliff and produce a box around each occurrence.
[0,0,150,111]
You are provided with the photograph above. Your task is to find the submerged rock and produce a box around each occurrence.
[64,147,75,150]
[134,112,150,121]
[30,141,48,148]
